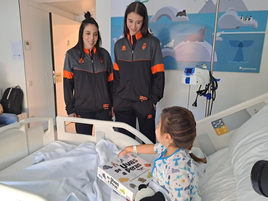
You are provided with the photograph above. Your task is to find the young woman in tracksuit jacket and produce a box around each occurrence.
[113,2,165,143]
[63,12,113,135]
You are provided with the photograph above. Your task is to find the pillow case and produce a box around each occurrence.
[228,105,268,200]
[229,105,268,163]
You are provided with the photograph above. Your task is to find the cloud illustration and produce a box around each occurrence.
[150,6,189,23]
[219,8,258,30]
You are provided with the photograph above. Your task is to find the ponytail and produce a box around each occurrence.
[190,152,207,163]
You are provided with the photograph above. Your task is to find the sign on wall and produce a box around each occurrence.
[111,0,268,73]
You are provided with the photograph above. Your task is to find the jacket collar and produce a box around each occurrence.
[84,46,97,56]
[127,32,142,44]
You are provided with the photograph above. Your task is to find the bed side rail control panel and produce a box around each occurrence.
[196,93,268,154]
[212,102,265,136]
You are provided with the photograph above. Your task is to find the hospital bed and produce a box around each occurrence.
[0,93,268,201]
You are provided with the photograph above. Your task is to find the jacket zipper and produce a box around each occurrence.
[91,56,96,111]
[130,36,135,102]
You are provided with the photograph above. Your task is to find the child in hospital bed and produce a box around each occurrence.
[118,106,206,201]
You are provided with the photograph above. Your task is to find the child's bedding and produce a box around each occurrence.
[0,139,237,201]
[199,147,237,201]
[0,139,126,201]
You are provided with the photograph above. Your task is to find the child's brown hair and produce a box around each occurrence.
[160,106,206,163]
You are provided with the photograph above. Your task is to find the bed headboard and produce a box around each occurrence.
[56,116,156,163]
[56,116,153,147]
[195,93,268,156]
[0,117,54,171]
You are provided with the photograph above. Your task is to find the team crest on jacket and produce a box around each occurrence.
[103,104,109,110]
[100,57,103,63]
[79,58,84,63]
[122,45,126,51]
[142,43,147,50]
[139,96,148,102]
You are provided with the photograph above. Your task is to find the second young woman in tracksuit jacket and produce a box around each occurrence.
[113,2,165,143]
[64,12,113,135]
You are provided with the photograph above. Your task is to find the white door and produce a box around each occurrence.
[51,13,80,133]
[51,13,80,117]
[26,7,56,128]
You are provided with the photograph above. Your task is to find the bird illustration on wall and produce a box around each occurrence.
[164,39,175,49]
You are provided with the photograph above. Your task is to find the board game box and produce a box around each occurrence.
[97,153,153,201]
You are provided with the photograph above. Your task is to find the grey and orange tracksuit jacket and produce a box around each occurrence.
[63,47,113,115]
[113,32,164,105]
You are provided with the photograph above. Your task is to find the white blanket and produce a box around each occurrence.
[0,139,126,201]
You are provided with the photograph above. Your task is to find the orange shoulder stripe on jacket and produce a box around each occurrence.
[113,62,119,71]
[63,70,74,79]
[151,64,164,74]
[108,72,114,82]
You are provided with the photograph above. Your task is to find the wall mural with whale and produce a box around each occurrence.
[111,0,268,73]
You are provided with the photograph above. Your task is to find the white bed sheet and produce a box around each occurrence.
[199,147,237,201]
[0,139,168,201]
[0,139,130,201]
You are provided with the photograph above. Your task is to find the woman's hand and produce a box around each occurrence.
[68,113,76,117]
[118,146,133,157]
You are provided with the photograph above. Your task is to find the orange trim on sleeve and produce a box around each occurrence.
[113,62,119,71]
[108,73,114,82]
[63,70,74,79]
[151,64,164,74]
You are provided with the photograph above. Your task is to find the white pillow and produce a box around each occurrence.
[228,105,268,200]
[229,105,268,164]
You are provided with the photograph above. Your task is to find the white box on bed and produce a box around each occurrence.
[97,153,152,201]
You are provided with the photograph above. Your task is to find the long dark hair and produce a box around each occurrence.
[160,106,206,163]
[74,12,102,59]
[123,2,150,37]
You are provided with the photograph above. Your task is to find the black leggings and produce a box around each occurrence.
[114,96,156,143]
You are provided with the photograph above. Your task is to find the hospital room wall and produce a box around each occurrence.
[0,0,267,122]
[96,0,268,121]
[0,0,28,111]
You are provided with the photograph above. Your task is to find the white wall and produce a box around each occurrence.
[96,0,111,53]
[0,0,27,111]
[97,0,268,122]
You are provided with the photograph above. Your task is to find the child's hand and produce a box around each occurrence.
[118,146,133,157]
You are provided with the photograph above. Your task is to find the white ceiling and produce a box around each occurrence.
[32,0,95,16]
